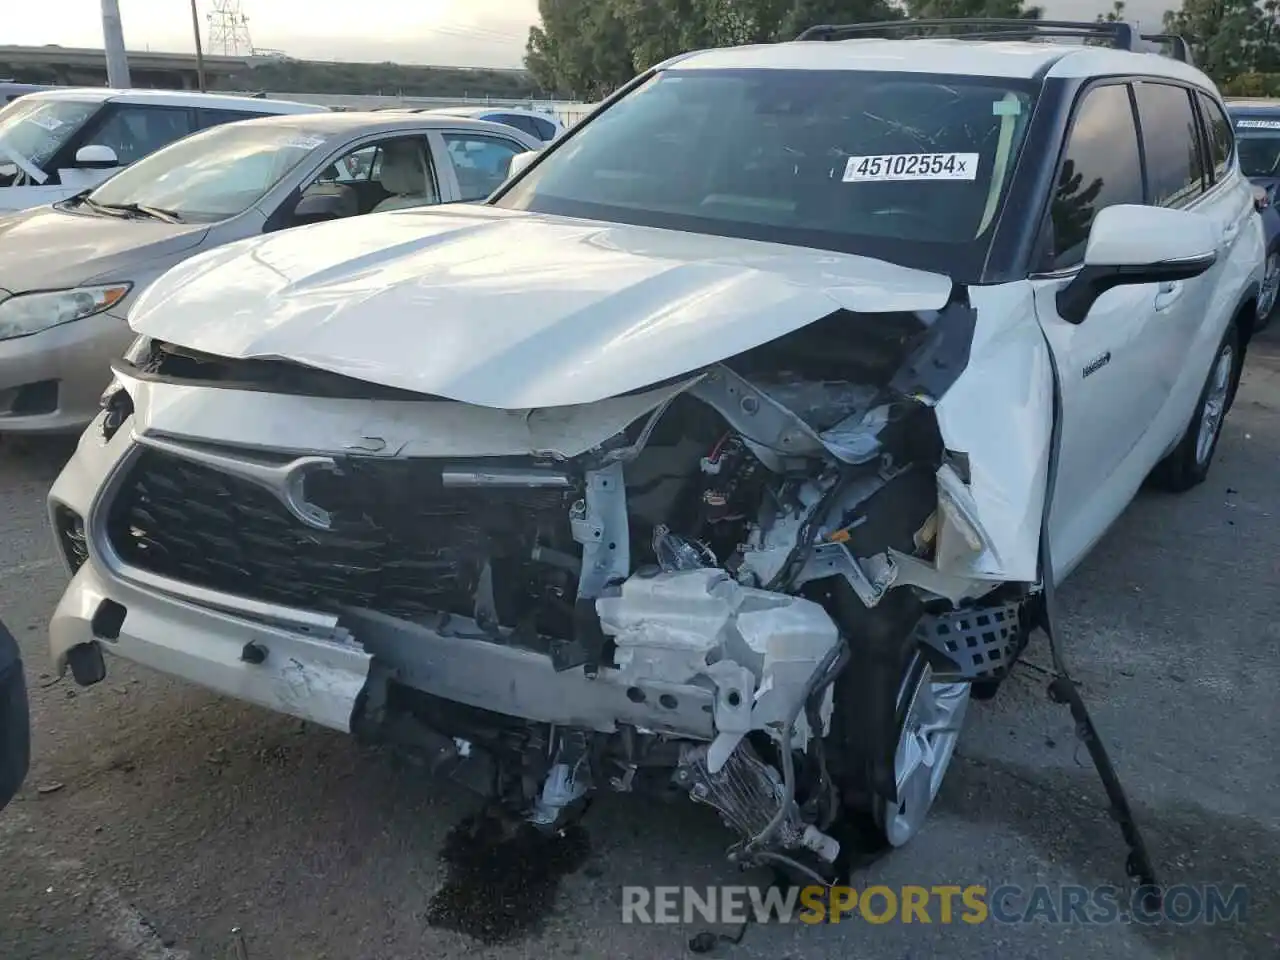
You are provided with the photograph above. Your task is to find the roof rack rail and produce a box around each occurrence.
[794,18,1194,63]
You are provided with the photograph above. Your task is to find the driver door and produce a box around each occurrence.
[1030,81,1197,581]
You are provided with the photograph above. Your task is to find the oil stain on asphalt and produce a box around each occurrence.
[425,810,591,944]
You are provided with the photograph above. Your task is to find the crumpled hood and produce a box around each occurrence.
[0,205,207,294]
[130,205,953,409]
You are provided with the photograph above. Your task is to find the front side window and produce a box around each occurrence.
[0,98,99,176]
[1197,94,1233,181]
[86,122,328,221]
[1133,82,1206,208]
[444,133,526,201]
[496,69,1037,277]
[86,105,196,166]
[1049,83,1144,269]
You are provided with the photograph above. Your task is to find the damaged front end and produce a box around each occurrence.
[69,290,1042,878]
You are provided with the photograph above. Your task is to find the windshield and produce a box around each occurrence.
[1235,125,1280,178]
[85,122,329,221]
[0,98,98,176]
[495,69,1036,276]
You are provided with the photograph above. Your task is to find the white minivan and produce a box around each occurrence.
[0,87,326,213]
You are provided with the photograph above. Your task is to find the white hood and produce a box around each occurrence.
[129,205,953,409]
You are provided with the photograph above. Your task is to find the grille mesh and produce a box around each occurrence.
[106,449,580,623]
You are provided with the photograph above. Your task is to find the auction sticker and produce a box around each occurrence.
[843,152,980,182]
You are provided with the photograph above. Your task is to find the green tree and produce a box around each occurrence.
[901,0,1043,19]
[1163,0,1264,82]
[526,0,635,98]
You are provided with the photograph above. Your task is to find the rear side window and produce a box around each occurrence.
[444,133,527,201]
[1197,93,1233,181]
[1133,82,1206,208]
[491,113,541,139]
[1049,83,1144,269]
[531,116,557,141]
[198,108,264,129]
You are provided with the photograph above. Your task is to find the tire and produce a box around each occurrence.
[830,642,971,860]
[1150,319,1240,493]
[1257,250,1280,330]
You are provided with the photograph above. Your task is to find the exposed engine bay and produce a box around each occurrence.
[90,297,1035,879]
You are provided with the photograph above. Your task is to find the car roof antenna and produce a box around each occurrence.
[1036,335,1162,910]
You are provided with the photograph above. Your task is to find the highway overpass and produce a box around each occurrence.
[0,45,253,89]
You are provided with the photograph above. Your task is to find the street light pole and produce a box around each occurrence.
[100,0,132,88]
[190,0,207,91]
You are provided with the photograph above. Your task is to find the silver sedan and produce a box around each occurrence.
[0,111,541,434]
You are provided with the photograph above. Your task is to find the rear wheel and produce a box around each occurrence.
[1151,320,1239,493]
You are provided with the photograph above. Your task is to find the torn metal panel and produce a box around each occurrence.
[931,284,1053,582]
[116,365,702,460]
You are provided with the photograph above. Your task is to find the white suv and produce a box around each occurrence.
[46,21,1263,875]
[0,88,327,213]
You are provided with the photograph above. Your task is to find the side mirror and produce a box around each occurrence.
[506,150,540,181]
[75,144,120,169]
[0,620,31,811]
[1056,204,1218,325]
[290,191,349,224]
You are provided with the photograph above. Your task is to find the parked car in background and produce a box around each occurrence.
[417,105,564,143]
[0,618,29,812]
[0,88,327,213]
[1,81,58,105]
[1226,98,1280,325]
[0,111,539,434]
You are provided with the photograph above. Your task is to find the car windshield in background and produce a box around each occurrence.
[85,123,329,222]
[0,98,98,172]
[496,68,1037,275]
[1235,126,1280,178]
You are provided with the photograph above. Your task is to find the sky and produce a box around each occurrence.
[7,0,1174,69]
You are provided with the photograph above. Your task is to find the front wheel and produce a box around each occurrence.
[872,651,971,847]
[1150,320,1239,493]
[1258,251,1280,327]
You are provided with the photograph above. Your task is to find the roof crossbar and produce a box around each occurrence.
[794,18,1193,63]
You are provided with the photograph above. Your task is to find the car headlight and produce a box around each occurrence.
[0,284,132,342]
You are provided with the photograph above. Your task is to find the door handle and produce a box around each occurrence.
[1222,222,1240,245]
[1154,280,1184,311]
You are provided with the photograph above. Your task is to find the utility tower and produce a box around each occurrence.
[207,0,255,56]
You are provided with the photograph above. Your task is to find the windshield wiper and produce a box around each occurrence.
[95,202,185,224]
[73,194,131,218]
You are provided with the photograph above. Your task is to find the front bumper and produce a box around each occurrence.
[0,310,132,434]
[46,415,720,741]
[51,561,372,731]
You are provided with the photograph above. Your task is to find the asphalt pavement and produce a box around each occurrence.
[0,328,1277,960]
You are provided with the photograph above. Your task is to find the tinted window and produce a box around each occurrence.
[1133,83,1206,208]
[1235,120,1280,178]
[86,105,195,165]
[1198,94,1233,181]
[532,117,557,141]
[497,69,1037,278]
[198,108,266,129]
[491,113,541,138]
[1050,83,1144,269]
[444,133,526,201]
